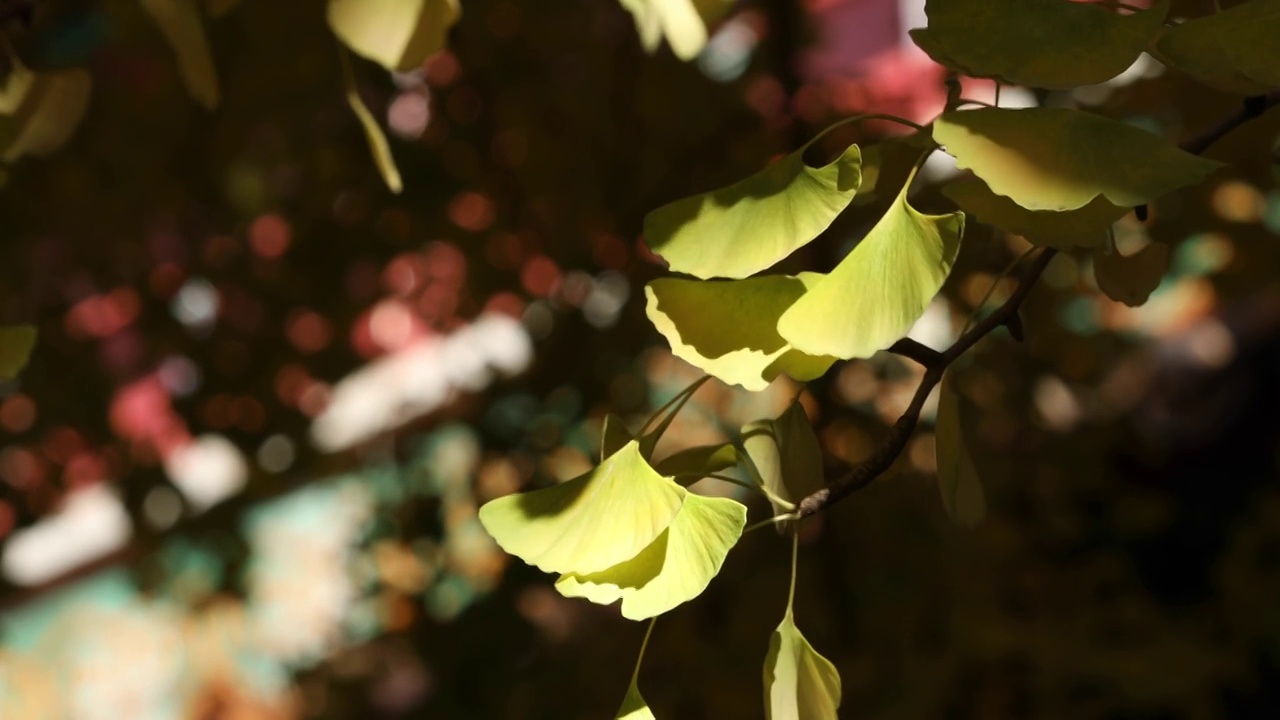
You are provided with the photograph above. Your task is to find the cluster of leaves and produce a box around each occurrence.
[476,0,1280,717]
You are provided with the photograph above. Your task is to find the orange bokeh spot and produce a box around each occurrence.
[484,292,526,319]
[521,255,561,298]
[249,213,292,259]
[448,192,496,233]
[0,394,36,434]
[285,309,333,354]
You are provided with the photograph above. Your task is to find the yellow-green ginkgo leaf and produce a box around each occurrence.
[933,108,1222,212]
[141,0,220,109]
[644,142,862,279]
[0,325,36,379]
[328,0,460,72]
[653,443,738,479]
[619,0,713,61]
[852,133,930,207]
[478,440,684,575]
[942,177,1128,249]
[340,51,403,194]
[1093,238,1170,307]
[776,181,963,359]
[910,0,1168,89]
[764,611,842,720]
[556,493,747,620]
[0,66,91,162]
[645,274,837,391]
[1156,0,1280,92]
[935,371,986,528]
[616,681,657,720]
[742,401,823,531]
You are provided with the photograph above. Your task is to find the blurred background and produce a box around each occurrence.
[2,0,1280,717]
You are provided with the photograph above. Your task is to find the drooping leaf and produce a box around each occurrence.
[935,371,986,528]
[0,325,37,379]
[942,177,1128,249]
[742,401,823,531]
[910,0,1168,89]
[340,51,403,194]
[764,611,842,720]
[556,493,747,620]
[643,142,862,279]
[1093,238,1170,307]
[602,414,636,460]
[777,180,963,359]
[853,134,930,206]
[616,681,657,720]
[1156,0,1280,93]
[478,440,684,575]
[653,443,738,478]
[141,0,220,109]
[327,0,460,72]
[618,0,710,61]
[645,274,837,391]
[933,108,1222,212]
[0,65,92,162]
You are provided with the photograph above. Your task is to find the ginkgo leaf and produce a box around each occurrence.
[619,0,713,61]
[0,325,36,379]
[742,401,823,531]
[910,0,1168,89]
[1093,239,1170,307]
[776,179,963,359]
[653,443,738,478]
[141,0,220,109]
[643,142,862,279]
[645,275,837,391]
[478,440,685,575]
[340,51,403,194]
[328,0,460,72]
[0,64,91,162]
[764,611,842,720]
[616,681,657,720]
[1156,0,1280,92]
[942,177,1128,249]
[556,493,746,620]
[853,134,930,207]
[933,108,1222,212]
[935,371,986,528]
[602,414,636,460]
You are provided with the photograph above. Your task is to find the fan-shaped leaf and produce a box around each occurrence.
[616,682,657,720]
[1157,0,1280,92]
[742,402,822,531]
[0,325,36,379]
[141,0,220,109]
[853,134,930,206]
[478,440,684,575]
[776,180,963,359]
[653,443,738,478]
[764,611,842,720]
[328,0,460,72]
[1093,239,1170,307]
[644,143,862,279]
[619,0,710,61]
[910,0,1168,89]
[645,275,837,391]
[935,371,986,528]
[340,52,403,194]
[556,493,746,620]
[933,108,1221,212]
[942,177,1127,249]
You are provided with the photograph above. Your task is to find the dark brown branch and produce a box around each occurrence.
[887,338,943,368]
[1180,91,1280,156]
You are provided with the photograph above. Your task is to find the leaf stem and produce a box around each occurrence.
[673,472,797,510]
[810,113,929,148]
[785,530,799,616]
[640,375,711,442]
[630,617,657,686]
[960,246,1036,336]
[746,512,798,534]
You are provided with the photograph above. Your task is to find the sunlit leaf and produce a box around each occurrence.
[618,0,715,61]
[0,325,36,379]
[643,142,862,279]
[478,440,684,575]
[777,180,963,359]
[1156,0,1280,92]
[653,443,738,478]
[602,414,636,460]
[616,681,657,720]
[328,0,460,72]
[764,611,842,720]
[942,177,1128,249]
[933,108,1222,212]
[911,0,1168,89]
[742,401,822,531]
[645,275,837,391]
[556,493,746,620]
[340,51,403,194]
[1093,238,1170,307]
[935,371,986,528]
[141,0,221,109]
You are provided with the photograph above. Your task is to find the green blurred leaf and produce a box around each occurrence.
[942,177,1127,249]
[934,108,1222,212]
[1157,0,1280,93]
[616,682,657,720]
[653,443,738,478]
[742,401,823,532]
[644,142,862,279]
[328,0,460,72]
[0,325,36,379]
[478,440,684,575]
[141,0,221,109]
[777,179,963,359]
[0,63,91,162]
[935,371,986,528]
[764,611,842,720]
[1093,238,1170,307]
[645,275,837,391]
[618,0,712,61]
[911,0,1167,89]
[340,51,403,194]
